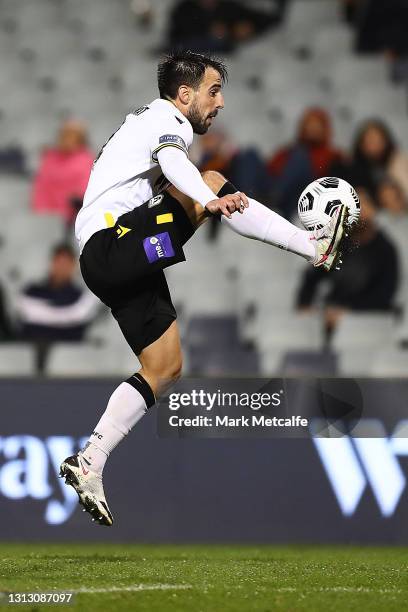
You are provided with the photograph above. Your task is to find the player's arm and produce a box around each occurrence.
[155,145,248,219]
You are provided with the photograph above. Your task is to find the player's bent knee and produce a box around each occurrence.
[143,355,182,385]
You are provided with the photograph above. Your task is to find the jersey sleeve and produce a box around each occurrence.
[150,114,193,163]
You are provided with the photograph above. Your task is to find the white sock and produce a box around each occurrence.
[81,381,151,474]
[221,197,315,261]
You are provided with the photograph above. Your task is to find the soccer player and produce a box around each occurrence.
[60,50,348,526]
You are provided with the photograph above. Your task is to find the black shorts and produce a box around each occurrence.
[80,192,195,355]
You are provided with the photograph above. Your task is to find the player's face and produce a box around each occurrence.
[187,68,224,134]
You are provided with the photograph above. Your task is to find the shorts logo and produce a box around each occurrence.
[143,232,175,263]
[148,194,164,208]
[116,225,132,238]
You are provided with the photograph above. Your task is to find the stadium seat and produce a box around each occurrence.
[85,312,123,347]
[166,260,238,318]
[0,177,30,212]
[312,25,353,60]
[284,0,340,48]
[254,313,324,352]
[280,350,337,376]
[13,0,61,32]
[286,0,340,29]
[2,243,50,286]
[186,315,241,349]
[1,0,407,381]
[332,313,396,351]
[46,343,140,377]
[0,344,36,376]
[4,213,66,256]
[370,349,408,377]
[259,347,285,376]
[332,56,388,88]
[188,345,260,376]
[336,348,375,376]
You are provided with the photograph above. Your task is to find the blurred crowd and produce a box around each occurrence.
[0,106,404,366]
[341,0,408,82]
[0,0,407,370]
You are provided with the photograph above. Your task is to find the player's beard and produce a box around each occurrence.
[187,100,213,134]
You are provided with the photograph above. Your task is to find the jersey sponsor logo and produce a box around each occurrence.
[116,225,132,238]
[148,194,164,208]
[143,232,175,263]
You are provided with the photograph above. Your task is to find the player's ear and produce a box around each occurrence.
[178,85,191,105]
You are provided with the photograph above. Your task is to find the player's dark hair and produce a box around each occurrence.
[157,50,228,100]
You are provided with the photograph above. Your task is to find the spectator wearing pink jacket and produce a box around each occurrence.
[32,119,94,225]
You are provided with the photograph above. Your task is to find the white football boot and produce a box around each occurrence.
[311,205,350,271]
[59,453,113,526]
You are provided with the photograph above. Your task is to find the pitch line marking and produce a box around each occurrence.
[75,584,192,594]
[276,587,402,594]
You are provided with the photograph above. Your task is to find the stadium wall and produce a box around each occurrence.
[0,379,407,544]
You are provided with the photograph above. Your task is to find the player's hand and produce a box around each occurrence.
[205,192,249,219]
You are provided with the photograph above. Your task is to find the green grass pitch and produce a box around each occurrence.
[1,543,407,611]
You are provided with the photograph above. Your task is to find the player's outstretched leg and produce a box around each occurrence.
[169,171,349,271]
[60,321,182,526]
[218,180,349,271]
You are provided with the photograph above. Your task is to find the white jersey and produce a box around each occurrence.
[75,98,193,252]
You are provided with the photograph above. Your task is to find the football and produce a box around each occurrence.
[298,177,360,231]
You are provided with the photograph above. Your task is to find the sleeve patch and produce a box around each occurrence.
[151,134,188,163]
[158,134,187,150]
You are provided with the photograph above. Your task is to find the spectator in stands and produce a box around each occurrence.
[296,188,399,335]
[194,128,270,238]
[377,177,408,215]
[17,244,99,368]
[31,119,94,227]
[195,128,270,198]
[165,0,285,54]
[267,108,343,218]
[194,128,234,175]
[330,119,408,203]
[354,0,408,82]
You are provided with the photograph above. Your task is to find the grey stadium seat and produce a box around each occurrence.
[332,313,396,351]
[0,177,30,212]
[0,344,36,376]
[370,349,408,377]
[254,313,324,352]
[46,343,140,377]
[336,348,376,377]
